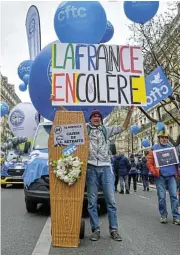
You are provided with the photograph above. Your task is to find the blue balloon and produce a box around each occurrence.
[18,60,33,81]
[130,124,140,135]
[124,1,159,24]
[54,1,107,43]
[156,122,165,133]
[29,41,114,122]
[100,21,114,43]
[142,138,150,148]
[19,83,27,92]
[23,74,30,85]
[0,102,9,117]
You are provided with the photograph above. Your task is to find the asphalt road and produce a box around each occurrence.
[1,185,49,255]
[1,184,180,255]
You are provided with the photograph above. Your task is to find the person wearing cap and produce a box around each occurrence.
[147,130,180,225]
[86,108,133,241]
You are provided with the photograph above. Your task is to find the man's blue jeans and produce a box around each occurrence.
[86,164,118,231]
[155,175,180,219]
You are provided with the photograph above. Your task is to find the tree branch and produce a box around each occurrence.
[138,107,158,123]
[160,102,180,126]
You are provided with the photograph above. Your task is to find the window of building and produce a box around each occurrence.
[144,118,146,124]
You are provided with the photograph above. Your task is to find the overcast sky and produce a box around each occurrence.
[1,0,168,103]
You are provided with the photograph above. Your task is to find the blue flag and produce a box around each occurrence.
[23,149,48,187]
[143,66,173,111]
[25,5,41,60]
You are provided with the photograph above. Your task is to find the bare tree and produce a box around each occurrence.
[128,2,180,146]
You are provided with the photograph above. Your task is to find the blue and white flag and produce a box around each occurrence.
[25,5,41,60]
[143,66,173,111]
[23,149,48,187]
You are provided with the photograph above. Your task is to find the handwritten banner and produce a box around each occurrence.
[51,43,147,106]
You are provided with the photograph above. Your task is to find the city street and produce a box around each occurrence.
[1,185,180,255]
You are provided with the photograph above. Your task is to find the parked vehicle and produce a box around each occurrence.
[1,147,30,188]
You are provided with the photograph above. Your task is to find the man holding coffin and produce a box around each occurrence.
[147,130,180,225]
[86,107,133,241]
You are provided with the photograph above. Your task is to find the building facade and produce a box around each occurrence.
[0,73,21,142]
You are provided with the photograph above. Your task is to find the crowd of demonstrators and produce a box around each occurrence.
[112,152,150,193]
[147,131,180,225]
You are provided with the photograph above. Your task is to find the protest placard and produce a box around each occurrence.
[153,147,179,168]
[51,43,147,106]
[53,123,85,146]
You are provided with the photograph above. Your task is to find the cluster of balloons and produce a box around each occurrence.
[1,136,27,151]
[28,1,160,122]
[17,60,33,92]
[123,1,159,24]
[0,102,9,117]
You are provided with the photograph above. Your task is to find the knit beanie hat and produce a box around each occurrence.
[89,109,103,121]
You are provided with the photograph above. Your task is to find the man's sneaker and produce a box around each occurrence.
[110,230,122,241]
[90,229,100,241]
[160,217,168,224]
[173,218,180,225]
[126,190,130,194]
[147,188,149,191]
[119,190,124,194]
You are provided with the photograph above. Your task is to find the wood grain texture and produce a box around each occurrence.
[48,111,89,248]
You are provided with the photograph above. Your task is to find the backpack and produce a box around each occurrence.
[87,124,107,143]
[130,162,137,171]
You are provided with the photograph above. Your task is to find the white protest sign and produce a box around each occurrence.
[51,43,147,106]
[53,124,85,146]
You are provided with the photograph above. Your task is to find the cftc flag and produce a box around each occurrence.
[25,5,41,60]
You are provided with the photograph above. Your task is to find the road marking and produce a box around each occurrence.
[134,194,150,200]
[31,217,51,255]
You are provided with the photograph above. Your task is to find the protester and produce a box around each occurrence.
[147,131,180,225]
[111,154,118,192]
[128,154,138,192]
[138,151,150,191]
[114,153,131,194]
[86,108,133,241]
